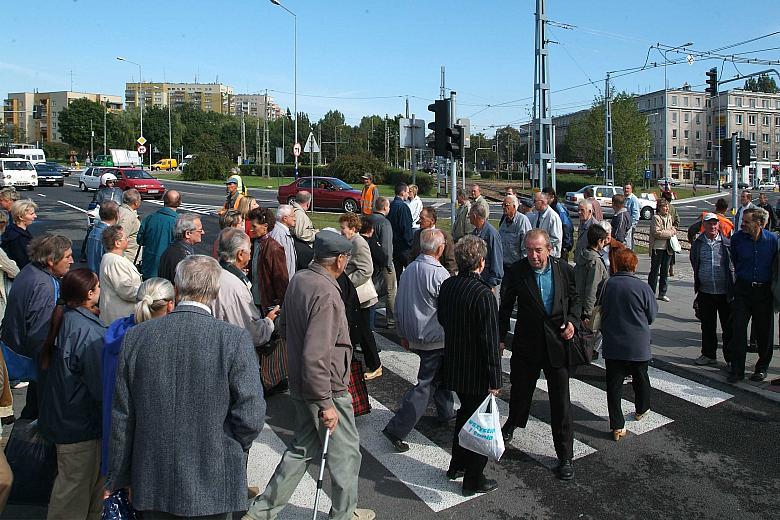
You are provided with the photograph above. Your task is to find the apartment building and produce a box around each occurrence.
[3,91,123,144]
[231,93,282,120]
[124,82,234,114]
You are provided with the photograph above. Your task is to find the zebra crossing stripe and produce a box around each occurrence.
[247,428,332,518]
[146,199,219,216]
[591,359,733,408]
[374,335,597,470]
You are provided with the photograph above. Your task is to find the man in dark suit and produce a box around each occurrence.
[158,214,204,283]
[388,183,413,280]
[106,255,265,518]
[498,228,580,481]
[438,235,503,497]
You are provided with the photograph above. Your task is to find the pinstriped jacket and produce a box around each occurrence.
[437,271,503,395]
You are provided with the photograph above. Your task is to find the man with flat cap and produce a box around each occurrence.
[245,231,375,520]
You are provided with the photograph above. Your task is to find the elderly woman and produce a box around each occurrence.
[0,211,19,423]
[601,248,657,441]
[574,224,609,329]
[248,207,289,310]
[1,199,37,269]
[648,198,677,302]
[101,277,175,477]
[339,212,382,380]
[38,268,105,519]
[98,225,143,326]
[406,184,423,229]
[437,235,502,496]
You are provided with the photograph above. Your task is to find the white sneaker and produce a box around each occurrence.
[658,295,670,302]
[353,509,376,520]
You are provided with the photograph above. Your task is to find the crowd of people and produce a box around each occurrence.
[0,178,777,518]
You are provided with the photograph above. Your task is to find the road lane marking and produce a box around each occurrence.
[57,200,90,214]
[247,427,332,518]
[65,182,80,188]
[37,193,46,197]
[146,199,218,216]
[373,334,597,471]
[592,359,732,407]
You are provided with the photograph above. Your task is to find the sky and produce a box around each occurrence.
[2,0,779,137]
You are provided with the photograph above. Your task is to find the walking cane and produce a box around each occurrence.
[312,428,331,520]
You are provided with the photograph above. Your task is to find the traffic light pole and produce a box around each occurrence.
[731,134,738,215]
[450,92,457,229]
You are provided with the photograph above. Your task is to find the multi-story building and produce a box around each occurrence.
[231,93,282,119]
[124,82,234,114]
[3,91,123,144]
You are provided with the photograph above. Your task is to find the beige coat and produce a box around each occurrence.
[279,263,352,412]
[649,212,676,256]
[346,233,377,308]
[118,204,141,262]
[452,201,472,243]
[99,252,143,325]
[211,268,274,347]
[291,202,317,243]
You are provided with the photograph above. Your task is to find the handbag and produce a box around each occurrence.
[259,337,288,392]
[567,326,596,366]
[668,235,682,253]
[292,235,314,271]
[354,279,378,304]
[457,394,505,462]
[4,419,58,505]
[101,489,138,520]
[348,357,371,416]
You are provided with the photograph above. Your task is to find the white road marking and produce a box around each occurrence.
[57,200,90,214]
[37,193,46,197]
[592,359,732,408]
[65,182,80,188]
[146,199,218,216]
[247,427,332,518]
[373,334,597,470]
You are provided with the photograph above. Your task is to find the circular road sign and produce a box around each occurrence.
[137,145,147,155]
[293,142,302,157]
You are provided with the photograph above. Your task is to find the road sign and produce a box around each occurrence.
[644,169,652,180]
[399,118,426,149]
[303,132,320,153]
[275,147,284,164]
[293,142,301,157]
[137,136,147,146]
[137,145,147,155]
[457,118,471,149]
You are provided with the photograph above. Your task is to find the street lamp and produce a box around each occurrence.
[116,56,144,140]
[659,41,693,181]
[269,0,298,177]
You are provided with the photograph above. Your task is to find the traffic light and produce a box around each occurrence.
[738,138,756,167]
[719,138,732,167]
[447,124,464,159]
[427,99,450,158]
[32,105,41,119]
[705,68,718,97]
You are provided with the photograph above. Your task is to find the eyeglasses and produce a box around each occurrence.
[190,228,205,234]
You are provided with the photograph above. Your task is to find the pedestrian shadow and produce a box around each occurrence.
[655,312,699,325]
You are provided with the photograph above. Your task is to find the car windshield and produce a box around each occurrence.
[2,161,34,171]
[329,178,352,190]
[122,169,154,179]
[35,164,55,172]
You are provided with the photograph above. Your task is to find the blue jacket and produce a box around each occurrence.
[388,196,413,257]
[38,306,106,444]
[137,207,177,279]
[600,272,657,362]
[101,314,135,475]
[553,203,574,251]
[473,222,504,287]
[86,221,108,273]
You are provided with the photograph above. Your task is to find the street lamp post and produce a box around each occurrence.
[660,41,692,182]
[116,56,144,140]
[270,0,297,177]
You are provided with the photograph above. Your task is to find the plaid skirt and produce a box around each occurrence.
[348,357,371,416]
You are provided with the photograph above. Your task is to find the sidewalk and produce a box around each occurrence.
[634,256,780,402]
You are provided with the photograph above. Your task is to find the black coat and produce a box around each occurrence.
[158,240,193,283]
[336,273,363,348]
[1,222,32,269]
[437,272,502,394]
[499,257,580,368]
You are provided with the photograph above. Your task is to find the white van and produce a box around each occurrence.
[9,148,46,164]
[0,159,38,189]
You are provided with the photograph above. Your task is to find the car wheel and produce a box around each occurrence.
[287,196,296,205]
[343,199,359,213]
[58,182,64,187]
[155,195,163,200]
[79,181,87,192]
[640,206,653,220]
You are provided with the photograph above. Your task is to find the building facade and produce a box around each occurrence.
[231,93,282,120]
[124,82,234,114]
[4,91,123,144]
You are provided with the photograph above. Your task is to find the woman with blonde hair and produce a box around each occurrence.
[406,184,423,229]
[1,199,37,268]
[100,278,175,476]
[237,195,260,237]
[0,211,19,423]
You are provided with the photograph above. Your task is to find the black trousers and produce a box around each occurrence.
[506,360,573,461]
[358,307,381,371]
[19,382,38,420]
[731,281,774,376]
[392,254,407,282]
[604,360,651,430]
[648,249,671,297]
[449,392,489,489]
[698,292,732,361]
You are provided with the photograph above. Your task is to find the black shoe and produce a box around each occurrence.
[770,378,780,386]
[747,341,758,353]
[501,424,514,443]
[727,373,744,384]
[556,459,575,481]
[446,468,465,480]
[0,415,15,425]
[462,478,498,497]
[382,428,409,453]
[750,371,767,382]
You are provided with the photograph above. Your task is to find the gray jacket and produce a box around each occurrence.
[575,216,598,265]
[499,211,532,265]
[452,201,472,242]
[106,305,265,517]
[367,212,394,268]
[396,254,449,350]
[346,233,377,308]
[573,247,608,319]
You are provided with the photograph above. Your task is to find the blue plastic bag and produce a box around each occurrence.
[101,489,138,520]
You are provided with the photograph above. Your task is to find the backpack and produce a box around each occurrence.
[556,204,574,251]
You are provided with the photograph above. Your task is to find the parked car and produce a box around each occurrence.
[92,154,113,167]
[637,192,658,220]
[34,163,65,187]
[564,185,623,218]
[151,158,178,171]
[0,158,37,190]
[756,181,777,191]
[42,162,72,176]
[722,181,750,190]
[277,176,361,212]
[656,177,681,187]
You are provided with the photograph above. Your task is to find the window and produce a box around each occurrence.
[672,146,678,155]
[672,112,678,123]
[707,131,712,141]
[696,114,700,124]
[683,97,689,107]
[684,146,689,155]
[776,101,780,109]
[736,114,743,124]
[684,130,690,139]
[749,115,756,125]
[762,99,769,108]
[750,132,756,141]
[750,99,756,108]
[776,117,780,126]
[684,113,689,123]
[707,149,712,158]
[696,130,701,140]
[763,150,769,160]
[707,116,712,125]
[776,134,780,143]
[776,151,780,160]
[736,97,743,107]
[763,116,770,126]
[695,97,701,107]
[763,133,770,144]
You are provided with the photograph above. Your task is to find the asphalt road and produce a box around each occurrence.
[3,181,778,519]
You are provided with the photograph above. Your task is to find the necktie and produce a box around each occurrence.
[536,212,542,228]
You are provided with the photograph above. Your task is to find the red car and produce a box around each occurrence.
[277,176,362,212]
[105,167,166,199]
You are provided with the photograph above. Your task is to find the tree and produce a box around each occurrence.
[744,73,779,93]
[58,99,111,153]
[565,91,651,185]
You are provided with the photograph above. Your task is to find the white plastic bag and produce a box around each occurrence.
[457,394,505,462]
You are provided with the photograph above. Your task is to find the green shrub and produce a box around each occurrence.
[384,168,434,196]
[238,163,325,178]
[325,154,387,184]
[181,153,233,181]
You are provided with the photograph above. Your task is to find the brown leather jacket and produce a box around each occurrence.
[254,235,289,309]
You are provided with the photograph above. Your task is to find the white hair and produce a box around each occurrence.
[174,255,222,304]
[134,277,175,323]
[420,228,445,255]
[504,195,519,208]
[578,199,593,211]
[217,228,251,264]
[276,204,294,221]
[174,213,201,240]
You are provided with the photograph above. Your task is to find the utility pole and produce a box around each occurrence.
[440,66,446,100]
[103,104,107,155]
[263,90,270,177]
[240,112,247,164]
[256,115,261,173]
[90,119,94,161]
[604,73,614,185]
[450,92,458,229]
[384,114,389,164]
[532,0,556,190]
[317,125,322,165]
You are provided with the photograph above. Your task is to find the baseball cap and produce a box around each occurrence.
[361,173,372,180]
[702,212,719,221]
